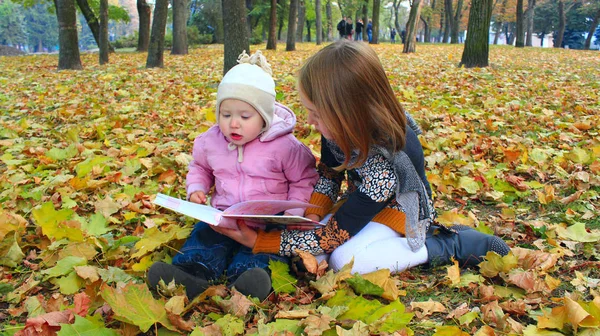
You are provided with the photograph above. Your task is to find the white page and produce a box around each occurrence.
[153,193,221,225]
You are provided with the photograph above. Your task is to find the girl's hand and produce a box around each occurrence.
[211,220,257,249]
[305,214,321,222]
[189,191,207,204]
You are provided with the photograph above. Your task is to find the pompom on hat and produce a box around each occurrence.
[216,50,276,131]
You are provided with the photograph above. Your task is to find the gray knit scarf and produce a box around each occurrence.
[327,112,433,251]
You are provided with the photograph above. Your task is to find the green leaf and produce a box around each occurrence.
[57,314,118,336]
[42,256,87,279]
[269,260,297,294]
[364,299,409,325]
[555,222,600,242]
[345,274,384,297]
[256,319,303,336]
[336,296,382,321]
[0,231,25,268]
[97,266,135,284]
[46,144,78,161]
[32,202,83,241]
[565,148,591,164]
[458,176,481,194]
[458,311,479,326]
[54,271,85,294]
[74,156,113,177]
[132,225,192,258]
[214,314,244,336]
[100,283,175,332]
[81,213,110,236]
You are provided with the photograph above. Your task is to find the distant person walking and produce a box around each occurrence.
[337,17,347,39]
[355,19,364,41]
[401,30,406,44]
[345,18,354,40]
[366,19,373,43]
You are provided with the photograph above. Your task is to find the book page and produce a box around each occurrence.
[223,200,317,216]
[222,214,325,228]
[153,193,222,226]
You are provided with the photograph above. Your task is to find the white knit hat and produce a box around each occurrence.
[216,50,276,130]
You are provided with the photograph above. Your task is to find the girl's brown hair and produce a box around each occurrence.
[298,40,407,169]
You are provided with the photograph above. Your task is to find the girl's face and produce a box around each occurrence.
[300,89,332,139]
[218,99,264,146]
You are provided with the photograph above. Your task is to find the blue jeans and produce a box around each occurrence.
[172,222,289,282]
[368,32,372,42]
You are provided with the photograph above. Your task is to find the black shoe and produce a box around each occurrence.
[147,262,209,299]
[425,225,510,268]
[230,268,272,301]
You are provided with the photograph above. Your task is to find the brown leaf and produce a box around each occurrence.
[506,175,528,191]
[446,302,470,319]
[480,301,506,329]
[301,315,335,336]
[167,311,194,332]
[499,300,527,316]
[410,299,447,318]
[72,292,90,317]
[16,310,75,336]
[296,250,318,274]
[217,289,254,317]
[559,190,584,205]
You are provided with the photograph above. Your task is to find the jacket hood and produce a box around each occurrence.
[259,102,296,142]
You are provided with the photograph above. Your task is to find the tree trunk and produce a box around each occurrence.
[371,0,380,44]
[515,0,524,47]
[278,8,285,40]
[393,0,401,33]
[54,0,82,70]
[297,0,305,41]
[75,0,115,52]
[443,0,452,42]
[137,0,151,51]
[306,20,311,41]
[326,0,333,41]
[172,0,189,55]
[584,8,600,50]
[246,0,253,36]
[460,0,493,67]
[99,0,108,64]
[539,32,544,46]
[493,21,501,44]
[403,0,422,52]
[555,0,565,48]
[286,0,298,50]
[316,0,322,44]
[362,0,368,41]
[266,0,277,49]
[222,0,249,74]
[420,16,429,42]
[525,0,535,46]
[146,0,169,68]
[424,0,436,43]
[451,0,463,43]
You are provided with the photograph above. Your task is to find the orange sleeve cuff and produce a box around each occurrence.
[372,208,406,235]
[305,193,333,218]
[252,230,282,254]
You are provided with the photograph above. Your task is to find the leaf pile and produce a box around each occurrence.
[0,44,599,335]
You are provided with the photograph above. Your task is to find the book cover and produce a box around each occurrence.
[153,193,324,229]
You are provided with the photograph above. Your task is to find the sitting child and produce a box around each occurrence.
[148,50,318,301]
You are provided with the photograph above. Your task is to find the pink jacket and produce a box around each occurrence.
[186,103,318,216]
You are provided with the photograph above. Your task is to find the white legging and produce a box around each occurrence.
[314,218,429,274]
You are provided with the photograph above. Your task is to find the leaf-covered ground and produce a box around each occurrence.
[0,43,599,335]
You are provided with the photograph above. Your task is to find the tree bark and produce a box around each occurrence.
[297,0,305,41]
[306,20,311,41]
[266,0,277,49]
[443,0,452,42]
[555,0,565,48]
[403,0,422,52]
[54,0,82,70]
[286,0,298,50]
[451,0,464,43]
[393,0,401,33]
[137,0,151,51]
[172,0,189,54]
[278,3,285,40]
[246,0,253,36]
[460,0,493,67]
[326,0,333,41]
[75,0,114,52]
[420,16,429,42]
[146,0,168,68]
[493,21,501,44]
[222,0,249,74]
[371,0,380,44]
[362,0,368,41]
[525,0,535,46]
[99,0,108,64]
[316,0,322,44]
[584,7,600,50]
[515,0,525,47]
[424,0,436,43]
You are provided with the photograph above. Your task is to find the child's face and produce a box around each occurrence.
[300,89,332,140]
[218,99,264,146]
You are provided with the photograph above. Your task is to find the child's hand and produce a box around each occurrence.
[189,191,207,204]
[305,214,321,222]
[211,220,257,249]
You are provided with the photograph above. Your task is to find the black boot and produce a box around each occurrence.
[425,225,510,268]
[147,262,209,299]
[230,268,272,301]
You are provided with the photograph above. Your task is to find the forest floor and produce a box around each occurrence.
[0,43,599,335]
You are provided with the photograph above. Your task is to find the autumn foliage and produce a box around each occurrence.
[0,43,599,335]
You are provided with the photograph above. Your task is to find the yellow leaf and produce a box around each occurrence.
[361,269,401,301]
[446,259,461,285]
[479,251,518,278]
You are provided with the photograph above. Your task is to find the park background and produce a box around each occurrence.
[1,0,600,335]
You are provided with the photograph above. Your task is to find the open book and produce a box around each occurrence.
[153,193,324,229]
